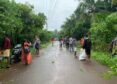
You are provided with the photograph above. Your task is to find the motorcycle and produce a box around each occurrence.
[10,44,22,64]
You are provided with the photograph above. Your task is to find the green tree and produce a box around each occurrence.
[0,0,50,47]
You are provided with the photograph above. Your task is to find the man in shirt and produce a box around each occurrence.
[83,35,92,61]
[69,37,74,52]
[3,34,11,68]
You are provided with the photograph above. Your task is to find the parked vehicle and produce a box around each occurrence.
[10,44,22,64]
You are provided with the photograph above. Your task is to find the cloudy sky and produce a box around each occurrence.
[15,0,79,31]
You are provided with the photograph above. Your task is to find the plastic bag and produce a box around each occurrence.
[27,53,32,64]
[74,47,77,52]
[22,53,32,65]
[79,48,87,61]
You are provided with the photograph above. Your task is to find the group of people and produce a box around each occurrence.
[0,34,41,68]
[20,36,41,65]
[58,34,92,61]
[59,37,77,52]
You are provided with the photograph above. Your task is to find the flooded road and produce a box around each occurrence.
[0,42,117,84]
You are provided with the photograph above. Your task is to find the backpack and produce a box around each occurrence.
[24,47,30,54]
[84,38,92,49]
[35,42,39,49]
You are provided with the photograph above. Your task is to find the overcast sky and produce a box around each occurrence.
[15,0,79,31]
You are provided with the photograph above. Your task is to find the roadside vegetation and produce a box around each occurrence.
[92,51,117,79]
[60,0,117,78]
[0,0,54,69]
[0,0,53,46]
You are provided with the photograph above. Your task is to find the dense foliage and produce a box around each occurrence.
[60,0,117,78]
[90,12,117,50]
[60,0,117,50]
[0,0,53,47]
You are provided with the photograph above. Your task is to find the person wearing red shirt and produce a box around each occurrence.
[3,34,11,68]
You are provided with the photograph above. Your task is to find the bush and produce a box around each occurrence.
[90,12,117,51]
[92,51,117,79]
[0,57,8,69]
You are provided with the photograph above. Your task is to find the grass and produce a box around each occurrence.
[40,42,50,49]
[92,51,111,66]
[92,51,117,79]
[30,42,50,55]
[0,58,8,69]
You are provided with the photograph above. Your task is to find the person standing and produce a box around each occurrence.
[66,37,69,50]
[59,38,63,49]
[69,37,74,52]
[22,39,31,65]
[64,37,69,50]
[34,36,41,56]
[72,38,77,57]
[83,34,92,61]
[3,34,11,67]
[63,37,66,45]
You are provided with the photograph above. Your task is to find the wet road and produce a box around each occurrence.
[0,42,117,84]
